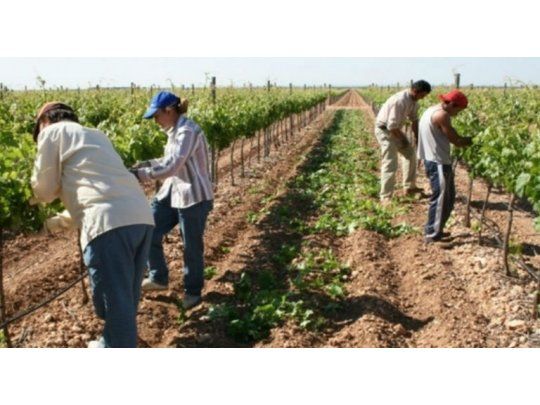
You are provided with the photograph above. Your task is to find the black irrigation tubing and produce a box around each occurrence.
[473,210,540,322]
[511,256,540,283]
[0,99,335,339]
[472,212,502,235]
[472,207,540,282]
[455,159,538,219]
[3,99,337,338]
[0,272,87,331]
[1,227,13,347]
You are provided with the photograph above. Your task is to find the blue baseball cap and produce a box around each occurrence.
[143,91,181,119]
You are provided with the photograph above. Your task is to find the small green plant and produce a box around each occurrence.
[291,249,350,298]
[0,330,6,348]
[471,219,482,233]
[204,266,218,280]
[247,184,265,195]
[175,298,188,326]
[246,211,259,224]
[508,239,524,255]
[272,244,299,267]
[219,246,231,254]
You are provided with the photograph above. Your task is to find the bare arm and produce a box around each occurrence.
[411,120,419,145]
[433,110,472,147]
[389,128,409,148]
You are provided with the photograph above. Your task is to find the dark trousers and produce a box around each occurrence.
[424,160,455,239]
[84,224,154,347]
[148,193,213,296]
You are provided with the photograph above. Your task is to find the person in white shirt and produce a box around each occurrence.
[374,80,432,203]
[31,102,155,348]
[131,92,213,310]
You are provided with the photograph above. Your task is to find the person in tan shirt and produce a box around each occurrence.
[31,102,155,348]
[374,80,431,203]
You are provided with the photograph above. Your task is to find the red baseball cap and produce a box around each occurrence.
[438,89,468,108]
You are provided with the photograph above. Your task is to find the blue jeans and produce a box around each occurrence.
[424,160,455,238]
[148,194,213,296]
[83,224,153,348]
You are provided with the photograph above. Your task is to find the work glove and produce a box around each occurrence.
[40,210,75,236]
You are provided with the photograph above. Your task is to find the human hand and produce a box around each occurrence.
[396,136,410,151]
[40,211,74,236]
[131,160,151,169]
[129,168,142,181]
[29,196,40,206]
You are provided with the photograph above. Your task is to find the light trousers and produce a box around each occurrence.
[374,127,417,199]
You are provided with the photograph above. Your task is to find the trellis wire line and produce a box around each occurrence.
[0,272,87,330]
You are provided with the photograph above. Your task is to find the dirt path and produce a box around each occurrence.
[3,90,539,348]
[2,98,337,347]
[323,93,540,348]
[240,91,540,348]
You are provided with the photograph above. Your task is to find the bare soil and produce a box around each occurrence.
[3,91,539,348]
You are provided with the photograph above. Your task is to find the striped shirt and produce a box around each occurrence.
[138,115,214,209]
[375,90,419,131]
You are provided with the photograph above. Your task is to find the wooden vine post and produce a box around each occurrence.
[230,139,236,186]
[289,114,294,139]
[0,227,13,347]
[273,123,280,151]
[210,76,217,184]
[502,193,516,276]
[215,150,220,185]
[240,137,245,178]
[264,127,270,158]
[257,129,261,163]
[465,176,474,228]
[478,185,492,245]
[77,231,89,305]
[534,282,540,320]
[248,135,254,167]
[327,84,332,106]
[454,73,461,89]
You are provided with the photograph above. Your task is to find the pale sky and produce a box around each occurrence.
[1,58,539,90]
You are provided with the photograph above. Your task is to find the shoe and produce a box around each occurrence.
[183,294,202,310]
[424,232,451,243]
[404,186,424,194]
[424,235,441,244]
[88,337,106,348]
[141,278,168,291]
[404,187,429,198]
[424,236,454,249]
